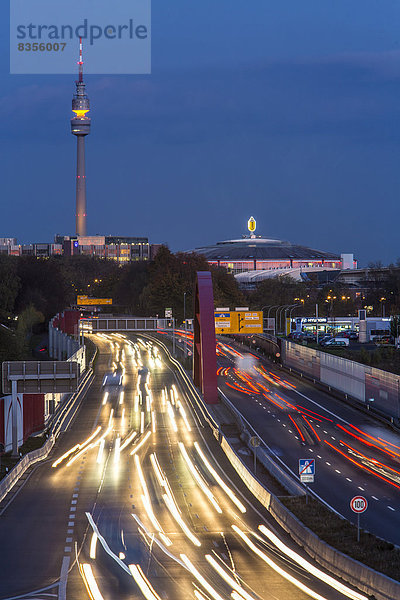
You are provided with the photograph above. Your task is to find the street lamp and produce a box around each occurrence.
[183,292,188,357]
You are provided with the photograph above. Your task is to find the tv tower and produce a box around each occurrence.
[71,38,91,237]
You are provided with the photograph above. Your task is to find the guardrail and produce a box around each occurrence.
[0,346,98,506]
[0,434,55,504]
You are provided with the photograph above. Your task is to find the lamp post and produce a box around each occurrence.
[183,292,187,358]
[276,304,291,335]
[287,304,301,336]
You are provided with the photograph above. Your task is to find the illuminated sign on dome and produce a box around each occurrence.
[248,216,256,233]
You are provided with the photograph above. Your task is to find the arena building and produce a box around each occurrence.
[191,217,356,286]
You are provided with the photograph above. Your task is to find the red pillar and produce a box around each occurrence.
[193,272,218,404]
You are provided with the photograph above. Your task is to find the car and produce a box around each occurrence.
[102,372,122,387]
[319,335,332,346]
[374,335,393,345]
[324,337,349,347]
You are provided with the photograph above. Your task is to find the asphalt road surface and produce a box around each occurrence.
[0,333,367,600]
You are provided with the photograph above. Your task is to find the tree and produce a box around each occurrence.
[0,256,20,320]
[16,304,45,357]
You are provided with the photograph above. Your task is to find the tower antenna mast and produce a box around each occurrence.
[71,38,91,237]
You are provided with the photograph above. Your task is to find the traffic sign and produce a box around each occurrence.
[250,436,260,448]
[77,296,112,306]
[215,311,263,335]
[350,496,368,514]
[299,458,315,483]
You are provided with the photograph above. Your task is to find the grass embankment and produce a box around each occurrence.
[0,434,46,481]
[281,496,400,582]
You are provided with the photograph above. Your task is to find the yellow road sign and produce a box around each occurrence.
[215,311,263,334]
[77,296,113,306]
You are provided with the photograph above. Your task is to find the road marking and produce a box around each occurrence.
[70,507,76,512]
[64,546,71,553]
[317,455,322,459]
[388,506,395,511]
[326,462,331,466]
[72,493,78,498]
[71,500,77,505]
[372,496,379,500]
[66,537,73,543]
[68,521,74,527]
[59,556,70,600]
[335,470,341,474]
[67,529,74,534]
[358,487,365,491]
[346,478,352,482]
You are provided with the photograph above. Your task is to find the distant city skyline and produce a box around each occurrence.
[1,1,400,266]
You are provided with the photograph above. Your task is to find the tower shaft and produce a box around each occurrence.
[71,37,91,237]
[76,136,87,236]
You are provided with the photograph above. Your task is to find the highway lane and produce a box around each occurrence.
[0,333,367,600]
[213,337,400,545]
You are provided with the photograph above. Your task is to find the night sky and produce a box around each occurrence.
[2,1,400,265]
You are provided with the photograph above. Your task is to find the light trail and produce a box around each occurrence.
[178,442,222,513]
[135,455,171,544]
[205,554,256,600]
[194,442,246,513]
[89,533,98,559]
[129,564,163,600]
[79,564,104,600]
[167,401,178,432]
[180,554,228,600]
[257,524,368,600]
[52,426,102,468]
[177,401,192,432]
[232,525,335,600]
[119,430,137,452]
[162,493,201,547]
[130,431,152,456]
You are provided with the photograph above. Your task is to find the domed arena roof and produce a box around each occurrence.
[191,237,340,262]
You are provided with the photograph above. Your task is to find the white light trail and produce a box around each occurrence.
[178,443,221,513]
[52,426,102,468]
[167,401,178,433]
[205,554,256,600]
[90,533,98,559]
[102,392,109,405]
[163,493,201,547]
[140,411,145,434]
[130,431,152,456]
[97,438,105,463]
[257,525,368,600]
[119,430,137,452]
[177,401,191,432]
[194,442,246,513]
[129,564,162,600]
[232,525,334,600]
[151,411,156,433]
[180,554,228,600]
[80,564,104,600]
[114,436,121,464]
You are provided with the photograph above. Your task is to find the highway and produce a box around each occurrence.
[170,329,400,545]
[0,333,368,600]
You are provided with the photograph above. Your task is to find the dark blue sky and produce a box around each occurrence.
[2,1,400,265]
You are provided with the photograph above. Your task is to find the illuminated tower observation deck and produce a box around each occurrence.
[71,38,91,237]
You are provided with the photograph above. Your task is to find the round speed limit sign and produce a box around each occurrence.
[350,496,368,513]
